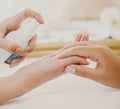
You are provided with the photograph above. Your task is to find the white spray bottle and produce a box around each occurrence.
[0,18,40,73]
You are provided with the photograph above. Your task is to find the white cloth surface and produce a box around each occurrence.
[0,58,120,109]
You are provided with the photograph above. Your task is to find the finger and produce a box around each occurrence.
[75,33,82,42]
[66,65,98,80]
[57,46,98,60]
[75,34,89,42]
[82,34,89,41]
[24,35,37,53]
[10,56,26,67]
[0,38,25,55]
[12,9,44,24]
[6,9,44,32]
[50,41,90,57]
[15,48,26,56]
[49,48,64,57]
[64,41,92,49]
[62,56,89,67]
[64,33,91,49]
[23,9,44,24]
[85,35,89,41]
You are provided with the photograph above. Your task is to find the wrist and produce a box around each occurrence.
[13,65,46,90]
[0,24,7,38]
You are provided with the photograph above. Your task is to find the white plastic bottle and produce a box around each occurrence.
[0,18,40,73]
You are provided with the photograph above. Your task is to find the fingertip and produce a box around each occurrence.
[81,59,89,65]
[75,33,82,42]
[33,35,37,41]
[28,35,37,46]
[15,48,26,56]
[10,56,25,67]
[40,19,44,24]
[36,15,44,24]
[85,34,89,41]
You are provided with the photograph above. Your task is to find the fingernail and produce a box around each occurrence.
[82,60,89,65]
[66,66,76,74]
[16,48,22,54]
[16,48,21,52]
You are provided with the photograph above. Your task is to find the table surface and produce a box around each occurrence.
[0,58,120,109]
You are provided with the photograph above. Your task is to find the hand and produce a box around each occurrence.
[75,33,89,42]
[20,34,89,84]
[57,41,120,89]
[0,49,88,103]
[0,9,44,67]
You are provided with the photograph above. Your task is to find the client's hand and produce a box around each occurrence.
[0,9,44,67]
[0,49,88,103]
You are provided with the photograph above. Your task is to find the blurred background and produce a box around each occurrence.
[0,0,120,20]
[0,0,119,72]
[0,0,120,40]
[0,0,120,57]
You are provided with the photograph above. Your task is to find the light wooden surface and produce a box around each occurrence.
[28,41,120,57]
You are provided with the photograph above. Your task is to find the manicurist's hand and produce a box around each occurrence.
[0,9,44,67]
[57,41,120,89]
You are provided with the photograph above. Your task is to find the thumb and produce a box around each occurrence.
[66,65,98,80]
[24,35,37,53]
[0,38,25,55]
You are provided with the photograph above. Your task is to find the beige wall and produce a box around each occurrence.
[111,0,120,7]
[62,0,113,19]
[0,0,120,21]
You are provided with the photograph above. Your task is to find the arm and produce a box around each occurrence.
[0,66,45,103]
[0,53,88,103]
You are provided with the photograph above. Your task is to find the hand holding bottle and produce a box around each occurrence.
[0,9,44,67]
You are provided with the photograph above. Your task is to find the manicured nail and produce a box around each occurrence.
[66,66,76,74]
[82,60,89,65]
[16,48,21,52]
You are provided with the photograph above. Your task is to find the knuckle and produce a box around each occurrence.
[24,9,32,13]
[9,44,17,52]
[24,9,33,17]
[66,56,78,64]
[67,57,75,63]
[94,45,106,53]
[76,69,87,77]
[70,47,79,52]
